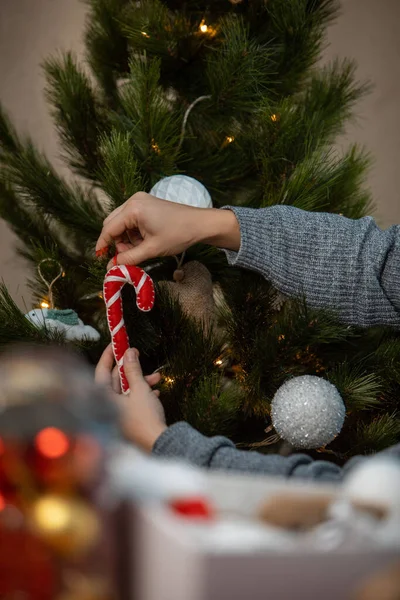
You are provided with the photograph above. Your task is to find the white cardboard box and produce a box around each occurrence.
[132,470,399,600]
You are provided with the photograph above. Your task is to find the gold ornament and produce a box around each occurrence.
[160,261,215,331]
[30,495,100,557]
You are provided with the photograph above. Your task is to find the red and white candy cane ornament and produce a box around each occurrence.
[103,265,155,394]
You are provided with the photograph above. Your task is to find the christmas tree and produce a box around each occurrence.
[0,0,399,462]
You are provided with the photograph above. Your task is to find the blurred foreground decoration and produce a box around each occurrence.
[0,345,118,600]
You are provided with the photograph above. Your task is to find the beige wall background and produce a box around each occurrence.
[0,0,399,309]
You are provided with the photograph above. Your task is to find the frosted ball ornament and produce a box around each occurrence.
[150,175,213,209]
[271,375,346,449]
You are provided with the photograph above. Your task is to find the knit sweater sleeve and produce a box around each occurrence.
[152,424,400,482]
[153,422,343,482]
[222,205,400,327]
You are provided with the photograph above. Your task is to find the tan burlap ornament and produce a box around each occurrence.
[160,261,215,331]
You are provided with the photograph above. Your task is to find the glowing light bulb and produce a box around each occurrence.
[35,427,70,459]
[141,31,150,38]
[151,139,160,154]
[200,20,208,33]
[214,359,223,366]
[165,376,175,385]
[270,114,279,122]
[40,301,50,309]
[226,135,235,143]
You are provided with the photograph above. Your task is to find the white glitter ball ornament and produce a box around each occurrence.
[150,175,212,209]
[271,375,346,449]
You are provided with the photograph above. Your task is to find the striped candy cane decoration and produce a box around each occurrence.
[103,265,155,394]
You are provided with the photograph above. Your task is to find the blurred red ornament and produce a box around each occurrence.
[35,427,70,459]
[0,492,5,512]
[170,496,214,519]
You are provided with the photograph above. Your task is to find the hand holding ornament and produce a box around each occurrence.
[95,345,166,452]
[96,191,240,268]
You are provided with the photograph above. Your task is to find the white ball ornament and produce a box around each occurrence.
[343,457,400,514]
[271,375,346,449]
[340,457,400,548]
[150,175,212,209]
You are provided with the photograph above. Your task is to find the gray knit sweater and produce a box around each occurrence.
[152,206,400,481]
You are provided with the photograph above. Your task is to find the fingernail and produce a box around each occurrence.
[125,348,137,362]
[96,246,109,258]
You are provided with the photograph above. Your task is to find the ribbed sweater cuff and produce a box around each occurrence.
[221,206,274,272]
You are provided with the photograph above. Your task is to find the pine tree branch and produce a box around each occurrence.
[116,55,181,186]
[182,374,244,437]
[355,413,400,454]
[0,106,105,242]
[0,282,65,345]
[43,52,110,181]
[276,145,373,216]
[97,129,143,208]
[122,0,171,56]
[266,0,340,94]
[0,177,51,247]
[0,176,85,272]
[206,16,273,114]
[253,60,370,202]
[84,0,131,101]
[326,364,382,411]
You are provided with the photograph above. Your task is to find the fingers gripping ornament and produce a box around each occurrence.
[103,265,155,394]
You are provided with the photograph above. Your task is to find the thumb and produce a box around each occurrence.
[116,241,154,266]
[124,348,145,387]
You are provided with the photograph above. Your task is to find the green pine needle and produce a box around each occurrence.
[98,129,143,208]
[43,52,110,180]
[326,364,383,411]
[355,413,400,454]
[183,374,244,437]
[206,16,273,114]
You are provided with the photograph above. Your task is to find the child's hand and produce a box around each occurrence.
[95,344,166,452]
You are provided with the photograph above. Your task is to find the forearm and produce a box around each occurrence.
[152,422,343,482]
[196,207,241,251]
[216,205,400,327]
